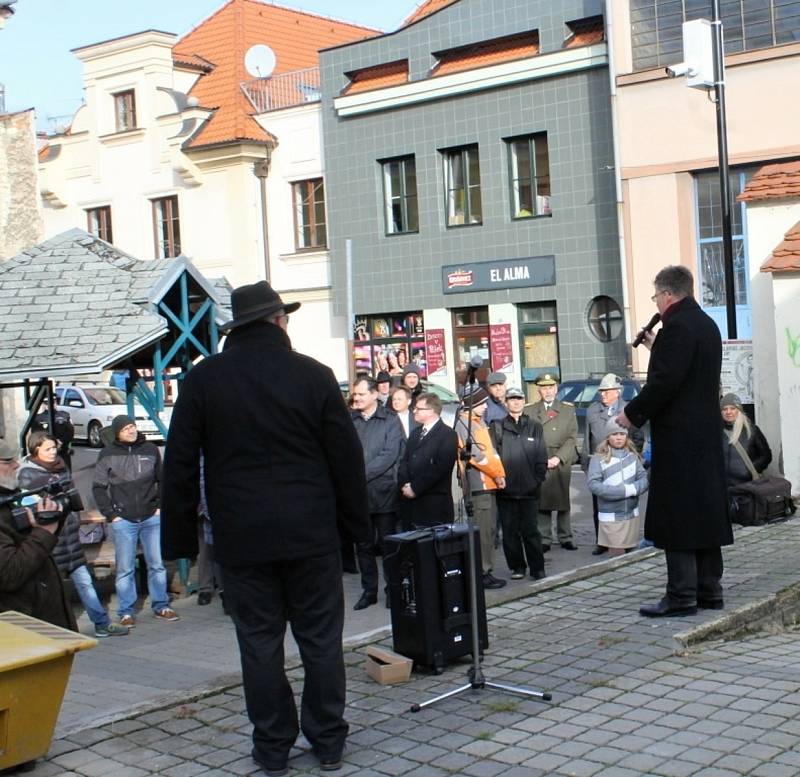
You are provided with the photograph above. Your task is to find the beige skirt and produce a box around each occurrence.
[598,515,640,549]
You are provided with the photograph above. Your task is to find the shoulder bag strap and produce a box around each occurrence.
[728,432,760,481]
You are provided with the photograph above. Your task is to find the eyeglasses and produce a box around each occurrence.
[650,290,669,303]
[413,405,430,413]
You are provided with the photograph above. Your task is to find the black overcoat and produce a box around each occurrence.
[351,405,404,514]
[624,297,732,550]
[160,322,369,566]
[398,419,457,528]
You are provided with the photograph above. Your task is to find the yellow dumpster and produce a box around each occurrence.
[0,611,96,772]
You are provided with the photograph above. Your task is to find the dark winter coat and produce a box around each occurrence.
[0,496,77,631]
[17,458,86,576]
[398,418,457,528]
[723,422,772,487]
[625,297,732,550]
[526,399,578,511]
[490,414,548,499]
[351,405,404,514]
[160,322,369,566]
[92,436,161,522]
[484,396,507,425]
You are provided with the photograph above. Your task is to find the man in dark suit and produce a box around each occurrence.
[161,281,369,775]
[398,392,457,529]
[619,265,732,617]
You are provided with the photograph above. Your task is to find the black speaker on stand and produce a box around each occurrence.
[385,524,488,674]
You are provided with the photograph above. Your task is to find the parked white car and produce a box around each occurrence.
[55,385,170,447]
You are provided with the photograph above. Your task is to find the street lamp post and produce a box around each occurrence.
[711,0,738,339]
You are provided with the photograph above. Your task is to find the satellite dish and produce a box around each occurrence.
[245,44,276,78]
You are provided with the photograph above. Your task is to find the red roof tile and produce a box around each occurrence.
[738,160,800,203]
[403,0,459,26]
[431,31,539,77]
[760,220,800,273]
[343,60,408,95]
[172,0,378,149]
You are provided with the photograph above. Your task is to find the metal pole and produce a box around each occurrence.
[711,0,737,339]
[345,239,355,387]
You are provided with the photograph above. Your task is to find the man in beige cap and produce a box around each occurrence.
[527,374,578,552]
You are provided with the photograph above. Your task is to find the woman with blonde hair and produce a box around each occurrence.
[586,419,649,556]
[720,393,771,487]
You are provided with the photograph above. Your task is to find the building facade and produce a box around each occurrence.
[321,0,626,398]
[608,0,800,360]
[36,0,376,379]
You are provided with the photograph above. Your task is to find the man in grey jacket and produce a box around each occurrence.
[582,374,644,555]
[350,377,405,610]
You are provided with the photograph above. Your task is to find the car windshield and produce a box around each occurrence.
[84,388,126,406]
[423,382,460,402]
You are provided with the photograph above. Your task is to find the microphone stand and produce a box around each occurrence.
[410,363,551,712]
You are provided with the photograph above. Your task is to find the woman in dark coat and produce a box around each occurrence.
[17,432,126,637]
[720,393,772,487]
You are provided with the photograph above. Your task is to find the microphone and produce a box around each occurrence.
[466,354,484,376]
[632,313,661,348]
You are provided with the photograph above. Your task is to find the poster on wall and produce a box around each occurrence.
[721,340,754,404]
[425,329,446,379]
[489,323,514,372]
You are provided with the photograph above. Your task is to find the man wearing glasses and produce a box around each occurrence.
[398,393,458,530]
[619,265,731,618]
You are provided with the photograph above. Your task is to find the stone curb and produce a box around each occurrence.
[54,546,660,740]
[673,578,800,654]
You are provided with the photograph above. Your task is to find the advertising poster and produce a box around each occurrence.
[425,329,446,379]
[489,323,514,372]
[721,340,754,404]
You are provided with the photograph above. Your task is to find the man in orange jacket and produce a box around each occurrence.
[455,386,507,589]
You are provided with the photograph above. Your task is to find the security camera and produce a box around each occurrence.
[665,62,696,78]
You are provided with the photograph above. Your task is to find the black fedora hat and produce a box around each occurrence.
[221,281,301,332]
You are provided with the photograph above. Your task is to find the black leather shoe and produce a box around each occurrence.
[320,759,343,771]
[482,572,507,590]
[542,544,551,553]
[591,546,607,556]
[561,541,578,551]
[353,592,377,610]
[639,598,697,618]
[252,750,288,776]
[197,592,212,606]
[698,599,724,610]
[531,570,546,580]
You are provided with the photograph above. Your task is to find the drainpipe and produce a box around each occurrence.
[254,141,276,283]
[605,0,633,368]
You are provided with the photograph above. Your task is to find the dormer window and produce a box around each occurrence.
[114,90,137,132]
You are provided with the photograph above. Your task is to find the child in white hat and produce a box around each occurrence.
[586,419,649,556]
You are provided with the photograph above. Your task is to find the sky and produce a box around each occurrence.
[0,0,413,130]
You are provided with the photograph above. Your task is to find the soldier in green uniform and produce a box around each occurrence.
[526,374,579,551]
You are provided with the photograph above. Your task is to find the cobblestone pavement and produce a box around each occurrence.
[14,517,800,777]
[55,467,612,735]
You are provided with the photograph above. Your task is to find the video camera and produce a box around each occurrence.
[0,479,84,533]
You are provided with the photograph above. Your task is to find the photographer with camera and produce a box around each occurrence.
[0,437,76,631]
[18,432,128,638]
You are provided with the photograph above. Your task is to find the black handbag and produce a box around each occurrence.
[727,436,796,526]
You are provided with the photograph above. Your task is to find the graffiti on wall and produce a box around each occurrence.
[786,328,800,368]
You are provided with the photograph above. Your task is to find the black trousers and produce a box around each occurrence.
[665,547,724,606]
[356,512,397,595]
[497,497,544,574]
[221,551,347,766]
[591,494,606,549]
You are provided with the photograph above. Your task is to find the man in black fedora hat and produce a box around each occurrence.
[161,280,369,775]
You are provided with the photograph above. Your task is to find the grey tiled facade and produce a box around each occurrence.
[320,0,626,380]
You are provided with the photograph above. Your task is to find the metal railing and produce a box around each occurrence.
[0,83,5,114]
[241,67,320,113]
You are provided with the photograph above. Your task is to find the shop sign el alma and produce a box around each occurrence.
[442,255,556,294]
